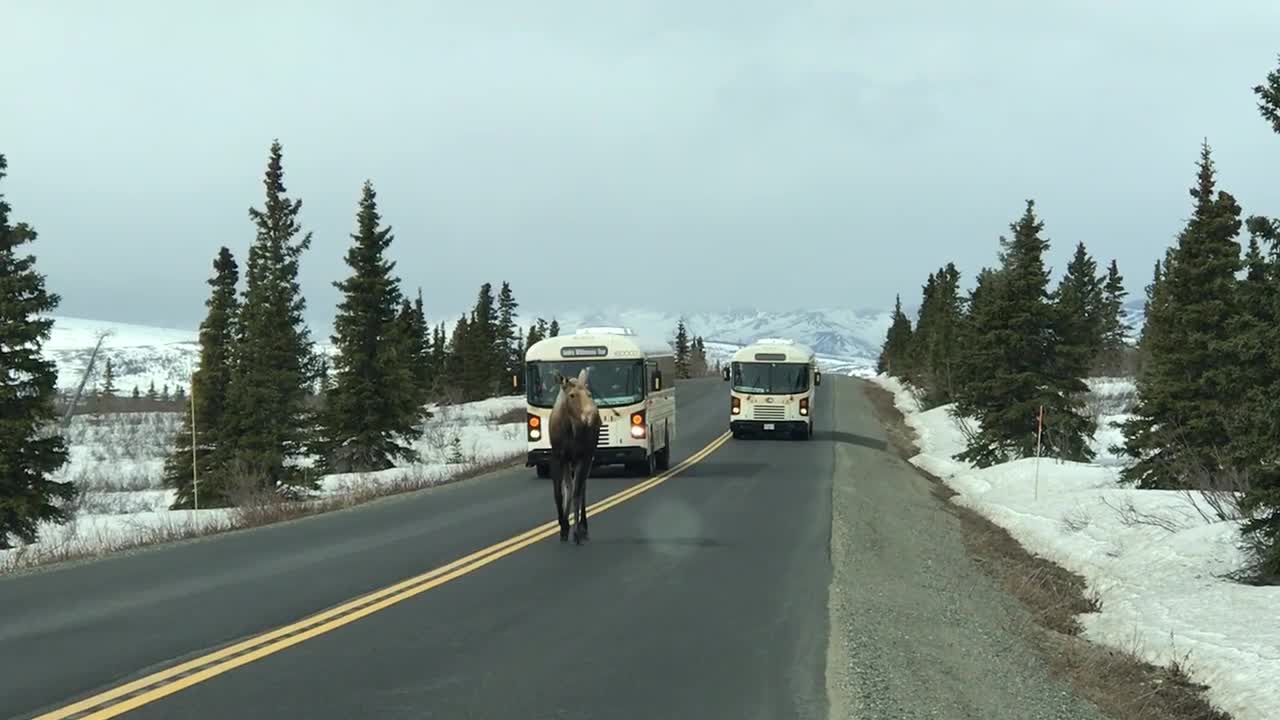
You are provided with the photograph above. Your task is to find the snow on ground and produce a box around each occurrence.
[872,374,1280,720]
[0,396,528,572]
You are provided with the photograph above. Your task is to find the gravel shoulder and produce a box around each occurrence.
[825,378,1110,720]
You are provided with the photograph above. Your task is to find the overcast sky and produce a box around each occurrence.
[3,0,1279,331]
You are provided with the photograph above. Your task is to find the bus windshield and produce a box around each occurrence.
[731,362,810,394]
[526,360,646,408]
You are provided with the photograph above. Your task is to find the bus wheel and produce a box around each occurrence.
[536,463,551,479]
[628,452,656,477]
[656,426,671,470]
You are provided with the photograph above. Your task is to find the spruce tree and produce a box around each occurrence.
[496,281,521,392]
[0,154,74,549]
[1052,242,1105,382]
[314,355,331,396]
[411,289,432,398]
[688,336,709,377]
[315,181,423,473]
[222,140,317,495]
[1134,257,1169,377]
[1119,142,1243,489]
[1238,60,1280,576]
[908,264,964,405]
[445,313,470,397]
[131,385,141,400]
[953,267,1003,409]
[906,272,938,388]
[525,322,545,351]
[461,283,498,400]
[100,359,118,398]
[548,318,560,337]
[95,358,118,415]
[1255,54,1280,134]
[956,201,1096,466]
[877,294,914,377]
[146,380,158,402]
[430,322,448,393]
[175,385,186,402]
[164,247,240,508]
[161,384,171,402]
[1097,259,1130,374]
[673,320,691,378]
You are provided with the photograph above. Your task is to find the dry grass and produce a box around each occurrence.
[226,452,523,530]
[0,513,236,575]
[2,452,522,576]
[864,380,1232,720]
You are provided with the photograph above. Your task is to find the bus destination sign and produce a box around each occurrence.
[561,345,609,358]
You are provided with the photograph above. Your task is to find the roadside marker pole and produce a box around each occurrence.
[191,372,199,513]
[1033,404,1044,501]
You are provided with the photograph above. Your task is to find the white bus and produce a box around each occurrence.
[524,327,676,478]
[723,338,821,440]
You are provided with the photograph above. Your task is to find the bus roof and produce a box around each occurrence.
[525,327,673,362]
[731,338,816,364]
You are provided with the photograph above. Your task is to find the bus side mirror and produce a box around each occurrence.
[722,367,730,381]
[815,372,822,386]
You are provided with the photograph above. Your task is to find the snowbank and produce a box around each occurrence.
[872,374,1280,720]
[1,396,528,572]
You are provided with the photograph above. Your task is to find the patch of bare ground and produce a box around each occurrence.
[863,381,1232,720]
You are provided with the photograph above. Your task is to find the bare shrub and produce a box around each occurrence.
[1100,494,1192,534]
[491,406,525,426]
[1061,506,1092,534]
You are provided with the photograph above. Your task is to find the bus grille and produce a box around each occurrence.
[752,405,786,421]
[597,424,610,446]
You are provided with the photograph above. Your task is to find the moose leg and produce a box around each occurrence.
[572,457,590,544]
[551,456,569,542]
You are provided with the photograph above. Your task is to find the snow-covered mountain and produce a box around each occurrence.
[41,300,1149,394]
[41,306,897,393]
[524,306,894,363]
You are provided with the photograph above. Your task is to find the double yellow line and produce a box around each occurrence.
[35,431,732,720]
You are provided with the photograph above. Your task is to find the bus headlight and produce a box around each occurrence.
[630,412,646,439]
[731,396,741,415]
[528,414,542,441]
[530,428,541,440]
[799,398,809,416]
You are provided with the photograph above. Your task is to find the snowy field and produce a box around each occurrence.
[0,396,527,573]
[873,373,1279,720]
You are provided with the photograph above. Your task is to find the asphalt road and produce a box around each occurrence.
[3,375,1110,720]
[2,377,831,720]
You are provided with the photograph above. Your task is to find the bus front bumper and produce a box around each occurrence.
[731,419,809,434]
[527,447,647,468]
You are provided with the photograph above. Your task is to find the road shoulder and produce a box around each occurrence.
[825,377,1111,719]
[844,380,1231,720]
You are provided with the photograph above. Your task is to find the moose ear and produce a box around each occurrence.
[576,367,590,385]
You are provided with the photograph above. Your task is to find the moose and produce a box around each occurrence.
[548,368,601,544]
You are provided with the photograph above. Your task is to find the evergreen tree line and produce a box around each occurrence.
[879,55,1280,578]
[878,204,1129,469]
[1114,57,1280,577]
[56,359,193,416]
[154,144,550,509]
[671,319,711,378]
